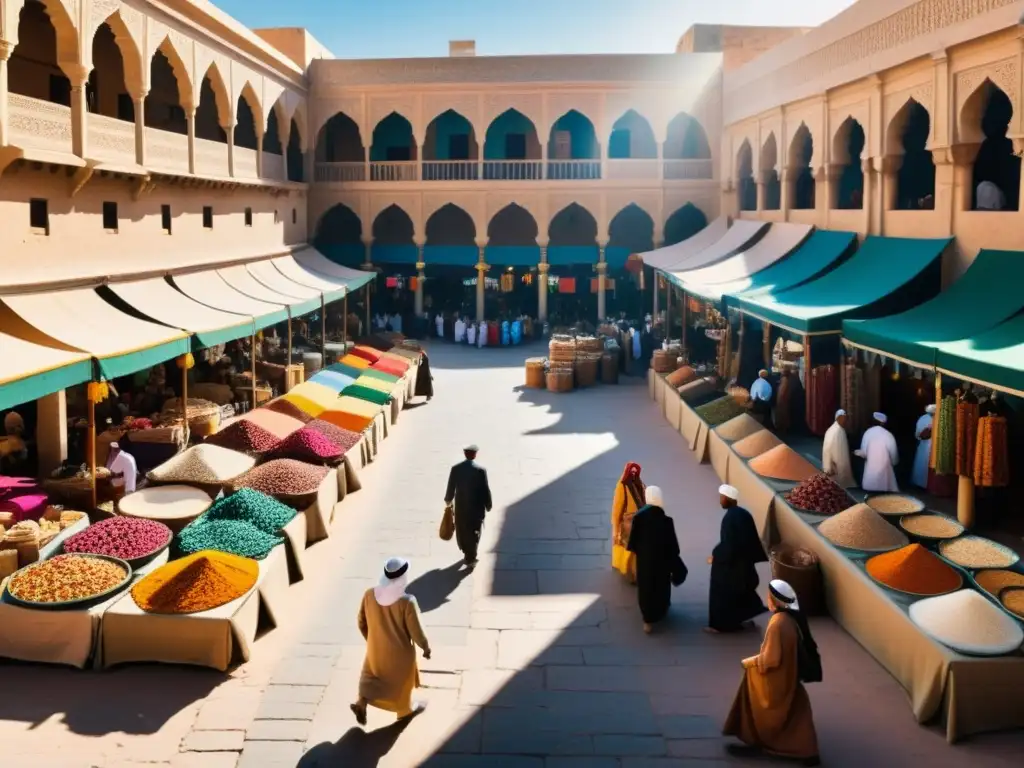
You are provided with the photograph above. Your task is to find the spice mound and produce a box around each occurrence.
[866,543,962,596]
[118,485,212,524]
[1002,588,1024,620]
[716,414,764,443]
[818,504,908,551]
[206,489,297,534]
[866,494,925,516]
[270,426,346,464]
[975,569,1024,599]
[695,396,747,427]
[7,554,128,604]
[176,518,283,560]
[240,409,305,439]
[665,366,696,388]
[786,474,851,515]
[732,430,782,459]
[899,514,964,540]
[148,444,256,486]
[229,459,330,498]
[63,516,171,561]
[265,398,314,424]
[909,589,1024,656]
[748,445,819,483]
[205,419,281,456]
[132,550,258,614]
[305,420,362,452]
[939,536,1019,570]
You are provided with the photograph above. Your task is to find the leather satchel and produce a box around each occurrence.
[439,504,455,541]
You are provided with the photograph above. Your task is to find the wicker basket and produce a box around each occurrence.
[525,358,546,389]
[575,355,600,387]
[162,398,221,437]
[576,336,603,354]
[546,369,574,392]
[770,545,825,616]
[601,353,619,384]
[651,349,678,374]
[548,336,577,365]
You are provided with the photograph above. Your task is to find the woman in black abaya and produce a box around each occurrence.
[706,483,768,633]
[627,485,685,634]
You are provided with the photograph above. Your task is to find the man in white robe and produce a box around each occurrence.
[435,313,444,339]
[855,412,899,492]
[454,317,465,344]
[478,320,488,347]
[822,410,855,488]
[466,322,477,346]
[912,404,935,489]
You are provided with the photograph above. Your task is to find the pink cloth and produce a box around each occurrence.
[0,476,37,493]
[0,493,48,523]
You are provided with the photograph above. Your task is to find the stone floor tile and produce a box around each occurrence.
[181,730,245,752]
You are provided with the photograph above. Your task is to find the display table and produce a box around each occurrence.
[280,512,307,582]
[0,549,169,669]
[773,499,1024,743]
[707,429,732,486]
[302,468,339,544]
[664,383,681,430]
[679,397,701,451]
[38,515,89,560]
[339,451,363,498]
[101,544,288,672]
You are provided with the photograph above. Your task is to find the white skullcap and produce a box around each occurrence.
[719,484,739,501]
[769,579,800,611]
[380,557,409,584]
[835,409,846,419]
[873,412,887,424]
[926,404,937,415]
[758,369,769,376]
[464,444,479,452]
[646,486,664,507]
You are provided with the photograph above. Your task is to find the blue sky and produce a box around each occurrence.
[218,0,858,59]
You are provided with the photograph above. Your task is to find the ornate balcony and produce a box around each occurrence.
[87,113,136,166]
[547,160,602,180]
[8,94,73,157]
[664,159,713,180]
[145,127,190,175]
[195,137,229,178]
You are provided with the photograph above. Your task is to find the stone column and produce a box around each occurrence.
[781,166,792,219]
[361,238,373,270]
[223,121,236,177]
[35,391,68,478]
[414,243,425,316]
[256,132,264,178]
[132,92,147,166]
[186,107,197,174]
[863,157,878,235]
[475,244,488,323]
[363,146,370,182]
[417,143,424,181]
[756,171,767,211]
[65,65,89,158]
[656,142,664,181]
[0,41,13,146]
[951,144,980,212]
[281,120,291,181]
[825,163,841,211]
[653,272,659,319]
[537,243,549,321]
[596,245,608,321]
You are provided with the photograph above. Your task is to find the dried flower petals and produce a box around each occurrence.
[7,554,128,604]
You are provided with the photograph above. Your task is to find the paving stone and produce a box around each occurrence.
[666,738,732,759]
[181,731,245,752]
[236,740,304,767]
[270,657,337,686]
[593,735,666,756]
[259,685,326,705]
[657,715,721,739]
[254,700,318,721]
[422,757,543,768]
[459,667,545,707]
[545,759,619,768]
[170,754,239,768]
[246,719,311,741]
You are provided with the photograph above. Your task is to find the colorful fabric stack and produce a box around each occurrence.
[329,362,366,379]
[321,396,380,433]
[372,357,408,378]
[340,354,371,370]
[358,368,400,384]
[353,376,395,395]
[349,346,382,364]
[342,383,392,406]
[309,369,355,392]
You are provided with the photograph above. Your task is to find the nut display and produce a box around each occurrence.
[785,474,851,515]
[6,553,129,604]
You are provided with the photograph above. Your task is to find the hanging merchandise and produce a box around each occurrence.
[807,364,838,437]
[973,416,1009,487]
[559,278,576,294]
[409,276,419,291]
[386,277,398,288]
[841,362,867,436]
[955,400,981,476]
[500,273,515,293]
[932,395,957,475]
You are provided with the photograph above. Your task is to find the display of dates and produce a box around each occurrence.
[785,473,852,516]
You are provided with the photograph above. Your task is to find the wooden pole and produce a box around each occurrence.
[665,283,672,340]
[680,289,688,357]
[182,360,189,444]
[251,332,257,409]
[763,321,771,368]
[804,334,812,428]
[364,283,371,338]
[88,388,97,510]
[320,295,327,363]
[286,314,293,369]
[343,295,349,345]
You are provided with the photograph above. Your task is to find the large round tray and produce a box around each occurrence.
[865,494,926,517]
[898,513,965,543]
[938,535,1020,571]
[3,553,133,611]
[63,519,173,570]
[812,520,908,557]
[999,586,1024,622]
[909,591,1024,657]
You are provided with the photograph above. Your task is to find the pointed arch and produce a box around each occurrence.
[663,204,708,247]
[888,99,935,210]
[233,82,262,151]
[548,109,599,160]
[488,204,538,246]
[548,203,598,246]
[425,204,477,246]
[196,62,231,134]
[831,116,865,210]
[961,79,1020,211]
[314,204,364,267]
[147,36,192,121]
[423,109,477,161]
[788,123,815,210]
[760,132,778,172]
[608,204,655,252]
[483,108,541,160]
[93,11,144,104]
[664,112,711,159]
[287,118,304,181]
[608,110,657,159]
[9,0,78,104]
[370,111,417,162]
[264,100,287,155]
[372,205,416,245]
[736,140,756,212]
[315,111,364,162]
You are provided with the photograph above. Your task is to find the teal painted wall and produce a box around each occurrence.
[548,111,598,159]
[370,114,414,161]
[484,111,534,160]
[430,111,473,160]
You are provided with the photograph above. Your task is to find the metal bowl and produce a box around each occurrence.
[3,553,133,611]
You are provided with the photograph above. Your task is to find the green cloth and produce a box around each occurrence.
[934,314,1024,394]
[359,368,400,383]
[341,384,392,406]
[95,337,191,380]
[843,249,1024,367]
[729,235,951,333]
[714,230,857,303]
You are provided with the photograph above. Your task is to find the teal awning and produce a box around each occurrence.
[219,264,321,318]
[728,235,951,334]
[172,271,288,331]
[548,245,598,265]
[1,287,189,380]
[934,314,1024,395]
[486,245,539,267]
[108,277,255,350]
[373,244,418,264]
[0,305,92,409]
[425,245,478,266]
[639,216,728,270]
[843,249,1024,368]
[294,249,375,293]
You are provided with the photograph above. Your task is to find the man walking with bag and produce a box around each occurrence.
[444,444,492,567]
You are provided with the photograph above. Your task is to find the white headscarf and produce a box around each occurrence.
[645,486,664,507]
[769,579,800,612]
[374,557,410,607]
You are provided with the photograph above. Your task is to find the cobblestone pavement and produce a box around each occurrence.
[3,343,1024,768]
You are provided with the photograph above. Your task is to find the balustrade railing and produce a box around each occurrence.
[482,160,544,180]
[663,159,714,180]
[315,162,367,182]
[8,95,73,156]
[422,160,479,181]
[547,160,602,180]
[369,161,418,181]
[145,126,190,174]
[87,113,136,165]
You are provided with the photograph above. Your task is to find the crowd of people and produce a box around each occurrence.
[432,313,534,347]
[612,465,822,766]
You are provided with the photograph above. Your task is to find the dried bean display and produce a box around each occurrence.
[269,426,346,464]
[175,518,283,560]
[866,543,962,596]
[205,419,281,455]
[205,489,297,534]
[975,569,1024,599]
[7,554,129,604]
[785,473,851,515]
[939,535,1019,570]
[147,444,256,485]
[694,396,747,427]
[910,589,1024,656]
[63,516,171,561]
[228,459,330,497]
[817,504,908,551]
[131,550,259,614]
[305,419,362,452]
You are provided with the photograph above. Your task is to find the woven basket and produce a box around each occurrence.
[575,356,600,387]
[548,335,577,365]
[601,353,619,384]
[525,358,546,389]
[546,370,574,393]
[162,398,221,436]
[651,349,678,374]
[576,336,603,354]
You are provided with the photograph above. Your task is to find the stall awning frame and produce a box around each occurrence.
[637,216,728,270]
[0,308,93,409]
[293,250,375,293]
[171,271,289,331]
[218,264,321,318]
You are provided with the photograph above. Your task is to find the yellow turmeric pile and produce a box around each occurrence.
[131,549,258,614]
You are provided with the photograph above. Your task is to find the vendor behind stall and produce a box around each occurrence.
[749,370,774,426]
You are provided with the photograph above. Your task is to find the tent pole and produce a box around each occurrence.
[286,314,293,369]
[365,283,371,337]
[320,295,327,363]
[88,387,97,511]
[680,289,687,358]
[343,295,348,346]
[804,334,812,429]
[763,322,771,368]
[182,360,189,444]
[251,332,257,409]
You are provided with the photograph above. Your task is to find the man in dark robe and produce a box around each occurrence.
[414,350,434,401]
[627,486,683,634]
[706,484,767,633]
[444,444,492,567]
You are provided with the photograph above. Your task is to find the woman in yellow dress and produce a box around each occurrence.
[611,462,645,582]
